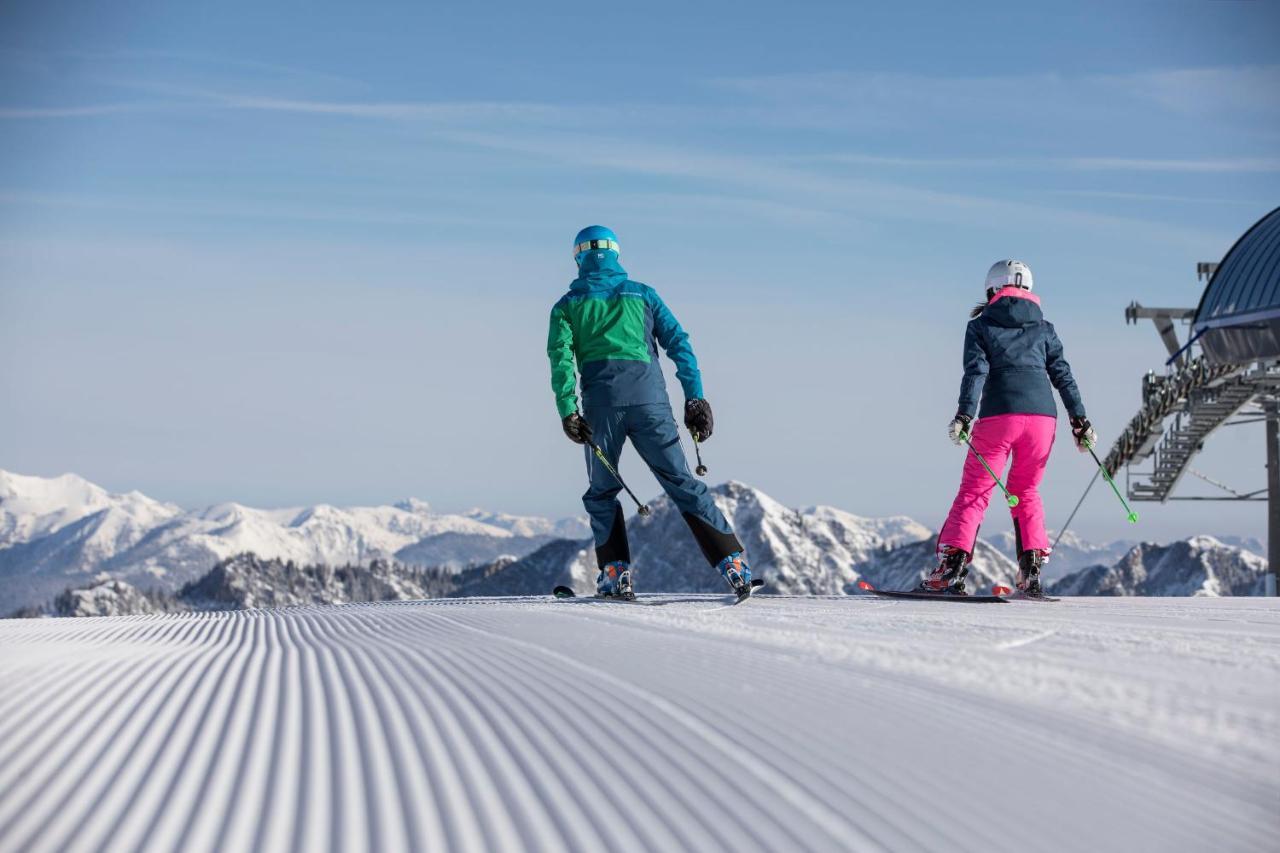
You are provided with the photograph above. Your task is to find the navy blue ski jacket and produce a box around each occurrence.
[957,287,1086,421]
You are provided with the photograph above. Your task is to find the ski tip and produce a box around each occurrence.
[992,585,1012,596]
[750,578,765,589]
[856,580,875,592]
[552,585,576,599]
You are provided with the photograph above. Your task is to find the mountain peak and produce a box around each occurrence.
[1053,536,1267,596]
[1,469,108,508]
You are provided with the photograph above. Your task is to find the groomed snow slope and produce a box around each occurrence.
[0,597,1277,852]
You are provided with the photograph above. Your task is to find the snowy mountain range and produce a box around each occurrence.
[4,470,1272,615]
[448,482,1022,597]
[0,470,588,612]
[1050,537,1269,596]
[986,529,1265,581]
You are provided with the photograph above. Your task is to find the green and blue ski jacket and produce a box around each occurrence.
[547,253,702,418]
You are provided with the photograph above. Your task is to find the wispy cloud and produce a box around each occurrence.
[0,53,1265,248]
[1115,65,1280,117]
[1064,157,1280,173]
[1053,189,1262,206]
[216,94,567,122]
[712,64,1280,112]
[0,104,148,118]
[0,189,515,230]
[804,152,1280,174]
[0,46,365,95]
[423,129,1231,247]
[0,83,570,125]
[708,64,1280,139]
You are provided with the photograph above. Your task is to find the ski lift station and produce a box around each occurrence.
[1108,205,1280,595]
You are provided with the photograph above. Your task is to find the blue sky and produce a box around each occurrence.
[2,0,1279,542]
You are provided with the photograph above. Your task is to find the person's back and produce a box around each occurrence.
[547,225,754,601]
[549,251,697,413]
[960,285,1082,421]
[927,260,1096,598]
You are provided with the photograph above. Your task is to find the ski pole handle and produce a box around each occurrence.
[1087,445,1139,524]
[962,433,1019,508]
[590,443,651,516]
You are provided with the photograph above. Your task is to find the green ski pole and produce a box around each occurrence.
[1086,444,1139,524]
[589,442,651,516]
[961,432,1019,508]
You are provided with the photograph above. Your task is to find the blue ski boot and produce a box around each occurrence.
[716,551,753,598]
[595,561,635,600]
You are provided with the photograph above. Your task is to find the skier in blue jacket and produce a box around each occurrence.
[547,226,752,599]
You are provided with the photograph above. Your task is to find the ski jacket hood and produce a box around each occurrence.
[983,287,1042,328]
[547,255,702,418]
[570,252,629,291]
[957,288,1086,421]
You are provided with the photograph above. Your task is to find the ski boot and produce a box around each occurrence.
[595,561,635,600]
[716,551,753,598]
[1017,550,1048,597]
[918,546,970,595]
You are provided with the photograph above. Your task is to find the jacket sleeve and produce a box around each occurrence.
[1045,322,1086,419]
[646,289,704,401]
[547,302,579,419]
[956,321,988,419]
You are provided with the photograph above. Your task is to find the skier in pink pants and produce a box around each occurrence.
[923,260,1096,596]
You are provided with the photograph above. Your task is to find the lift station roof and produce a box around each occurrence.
[1194,206,1280,364]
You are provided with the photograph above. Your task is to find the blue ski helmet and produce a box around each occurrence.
[573,225,619,264]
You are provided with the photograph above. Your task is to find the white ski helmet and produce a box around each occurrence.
[985,259,1033,293]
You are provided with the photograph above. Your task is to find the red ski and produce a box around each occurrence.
[992,585,1060,602]
[856,580,1006,603]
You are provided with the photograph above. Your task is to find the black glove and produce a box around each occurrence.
[562,413,593,445]
[684,398,714,441]
[1070,416,1097,453]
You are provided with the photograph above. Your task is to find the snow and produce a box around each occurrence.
[0,470,181,551]
[0,469,590,612]
[1,596,1275,852]
[1053,536,1269,596]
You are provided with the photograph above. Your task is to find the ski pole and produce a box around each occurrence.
[691,432,708,477]
[961,432,1018,508]
[1051,467,1101,551]
[1086,444,1139,524]
[589,442,651,516]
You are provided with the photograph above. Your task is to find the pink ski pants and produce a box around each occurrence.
[939,413,1056,555]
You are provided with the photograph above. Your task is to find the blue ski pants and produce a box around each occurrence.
[582,403,741,569]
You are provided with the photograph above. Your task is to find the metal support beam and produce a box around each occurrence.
[1124,302,1196,363]
[1267,404,1280,596]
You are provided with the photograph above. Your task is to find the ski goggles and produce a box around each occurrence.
[574,238,620,257]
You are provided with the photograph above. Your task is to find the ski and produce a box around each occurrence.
[991,585,1060,602]
[551,579,764,605]
[856,580,1006,603]
[730,578,766,604]
[550,587,663,605]
[552,585,642,603]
